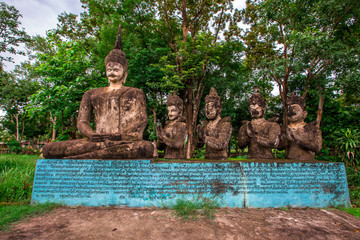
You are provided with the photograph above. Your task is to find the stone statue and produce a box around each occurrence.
[156,93,187,159]
[197,87,232,160]
[238,86,281,159]
[42,26,153,159]
[284,94,322,160]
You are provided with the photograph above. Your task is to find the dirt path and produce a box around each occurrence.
[1,207,360,240]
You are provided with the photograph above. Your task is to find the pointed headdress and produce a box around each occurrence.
[248,85,266,108]
[205,87,222,109]
[287,93,306,110]
[105,25,129,71]
[167,92,183,114]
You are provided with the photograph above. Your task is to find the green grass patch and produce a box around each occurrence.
[0,203,60,231]
[0,154,38,203]
[170,198,219,221]
[337,207,360,218]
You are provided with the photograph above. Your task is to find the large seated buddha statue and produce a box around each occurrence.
[42,27,153,159]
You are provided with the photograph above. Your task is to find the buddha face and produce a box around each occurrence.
[250,104,265,119]
[205,101,219,120]
[106,62,126,84]
[287,104,307,123]
[167,105,180,121]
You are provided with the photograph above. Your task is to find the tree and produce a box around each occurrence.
[0,2,29,71]
[239,0,360,126]
[0,69,38,141]
[81,0,245,158]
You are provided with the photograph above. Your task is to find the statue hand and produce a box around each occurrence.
[247,122,254,137]
[108,134,122,141]
[286,128,295,142]
[89,133,106,142]
[156,126,164,141]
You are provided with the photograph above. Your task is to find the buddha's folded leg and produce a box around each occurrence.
[65,140,154,159]
[42,139,103,159]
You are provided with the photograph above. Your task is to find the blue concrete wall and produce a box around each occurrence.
[31,160,350,207]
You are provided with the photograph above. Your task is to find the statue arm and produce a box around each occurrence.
[197,124,205,148]
[121,89,148,140]
[253,122,281,148]
[160,123,187,149]
[205,122,232,150]
[238,123,250,149]
[292,124,322,152]
[77,91,95,139]
[156,125,164,143]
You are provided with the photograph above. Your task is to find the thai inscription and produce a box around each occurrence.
[32,159,350,207]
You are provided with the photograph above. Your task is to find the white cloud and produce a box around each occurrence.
[2,0,83,70]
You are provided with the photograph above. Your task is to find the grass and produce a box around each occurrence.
[337,207,360,218]
[0,203,60,231]
[170,198,219,221]
[0,154,61,231]
[0,154,38,203]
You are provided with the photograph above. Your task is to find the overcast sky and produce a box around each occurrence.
[3,0,246,71]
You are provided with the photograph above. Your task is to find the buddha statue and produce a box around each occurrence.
[238,86,281,159]
[284,94,322,160]
[42,26,153,159]
[197,87,232,160]
[156,93,187,159]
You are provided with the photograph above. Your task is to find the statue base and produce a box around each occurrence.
[31,159,350,208]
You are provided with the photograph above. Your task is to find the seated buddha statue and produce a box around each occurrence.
[42,26,153,159]
[238,86,281,159]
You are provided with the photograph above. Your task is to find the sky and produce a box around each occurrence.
[3,0,247,71]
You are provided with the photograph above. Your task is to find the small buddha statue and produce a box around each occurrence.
[42,26,153,159]
[197,87,232,160]
[156,93,187,159]
[238,86,281,159]
[284,94,322,160]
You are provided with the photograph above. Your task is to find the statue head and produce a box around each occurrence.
[205,87,222,120]
[167,93,183,121]
[248,86,266,119]
[105,25,128,84]
[287,93,307,123]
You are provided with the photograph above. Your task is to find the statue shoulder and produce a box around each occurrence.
[123,86,145,96]
[305,121,321,133]
[82,88,105,100]
[220,116,231,123]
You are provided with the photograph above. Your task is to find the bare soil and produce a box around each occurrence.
[1,207,360,240]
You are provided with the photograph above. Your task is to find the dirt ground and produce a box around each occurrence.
[1,207,360,240]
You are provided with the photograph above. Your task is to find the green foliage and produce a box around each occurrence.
[0,203,60,231]
[170,197,219,220]
[335,129,360,172]
[5,138,21,154]
[0,155,38,203]
[240,0,360,124]
[0,2,29,67]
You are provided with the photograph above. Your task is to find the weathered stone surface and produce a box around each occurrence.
[156,93,187,159]
[42,26,153,159]
[197,87,232,160]
[238,87,281,159]
[283,94,322,160]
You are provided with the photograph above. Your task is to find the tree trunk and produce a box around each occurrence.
[50,111,57,141]
[185,86,194,159]
[152,108,158,158]
[316,86,325,127]
[14,113,19,141]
